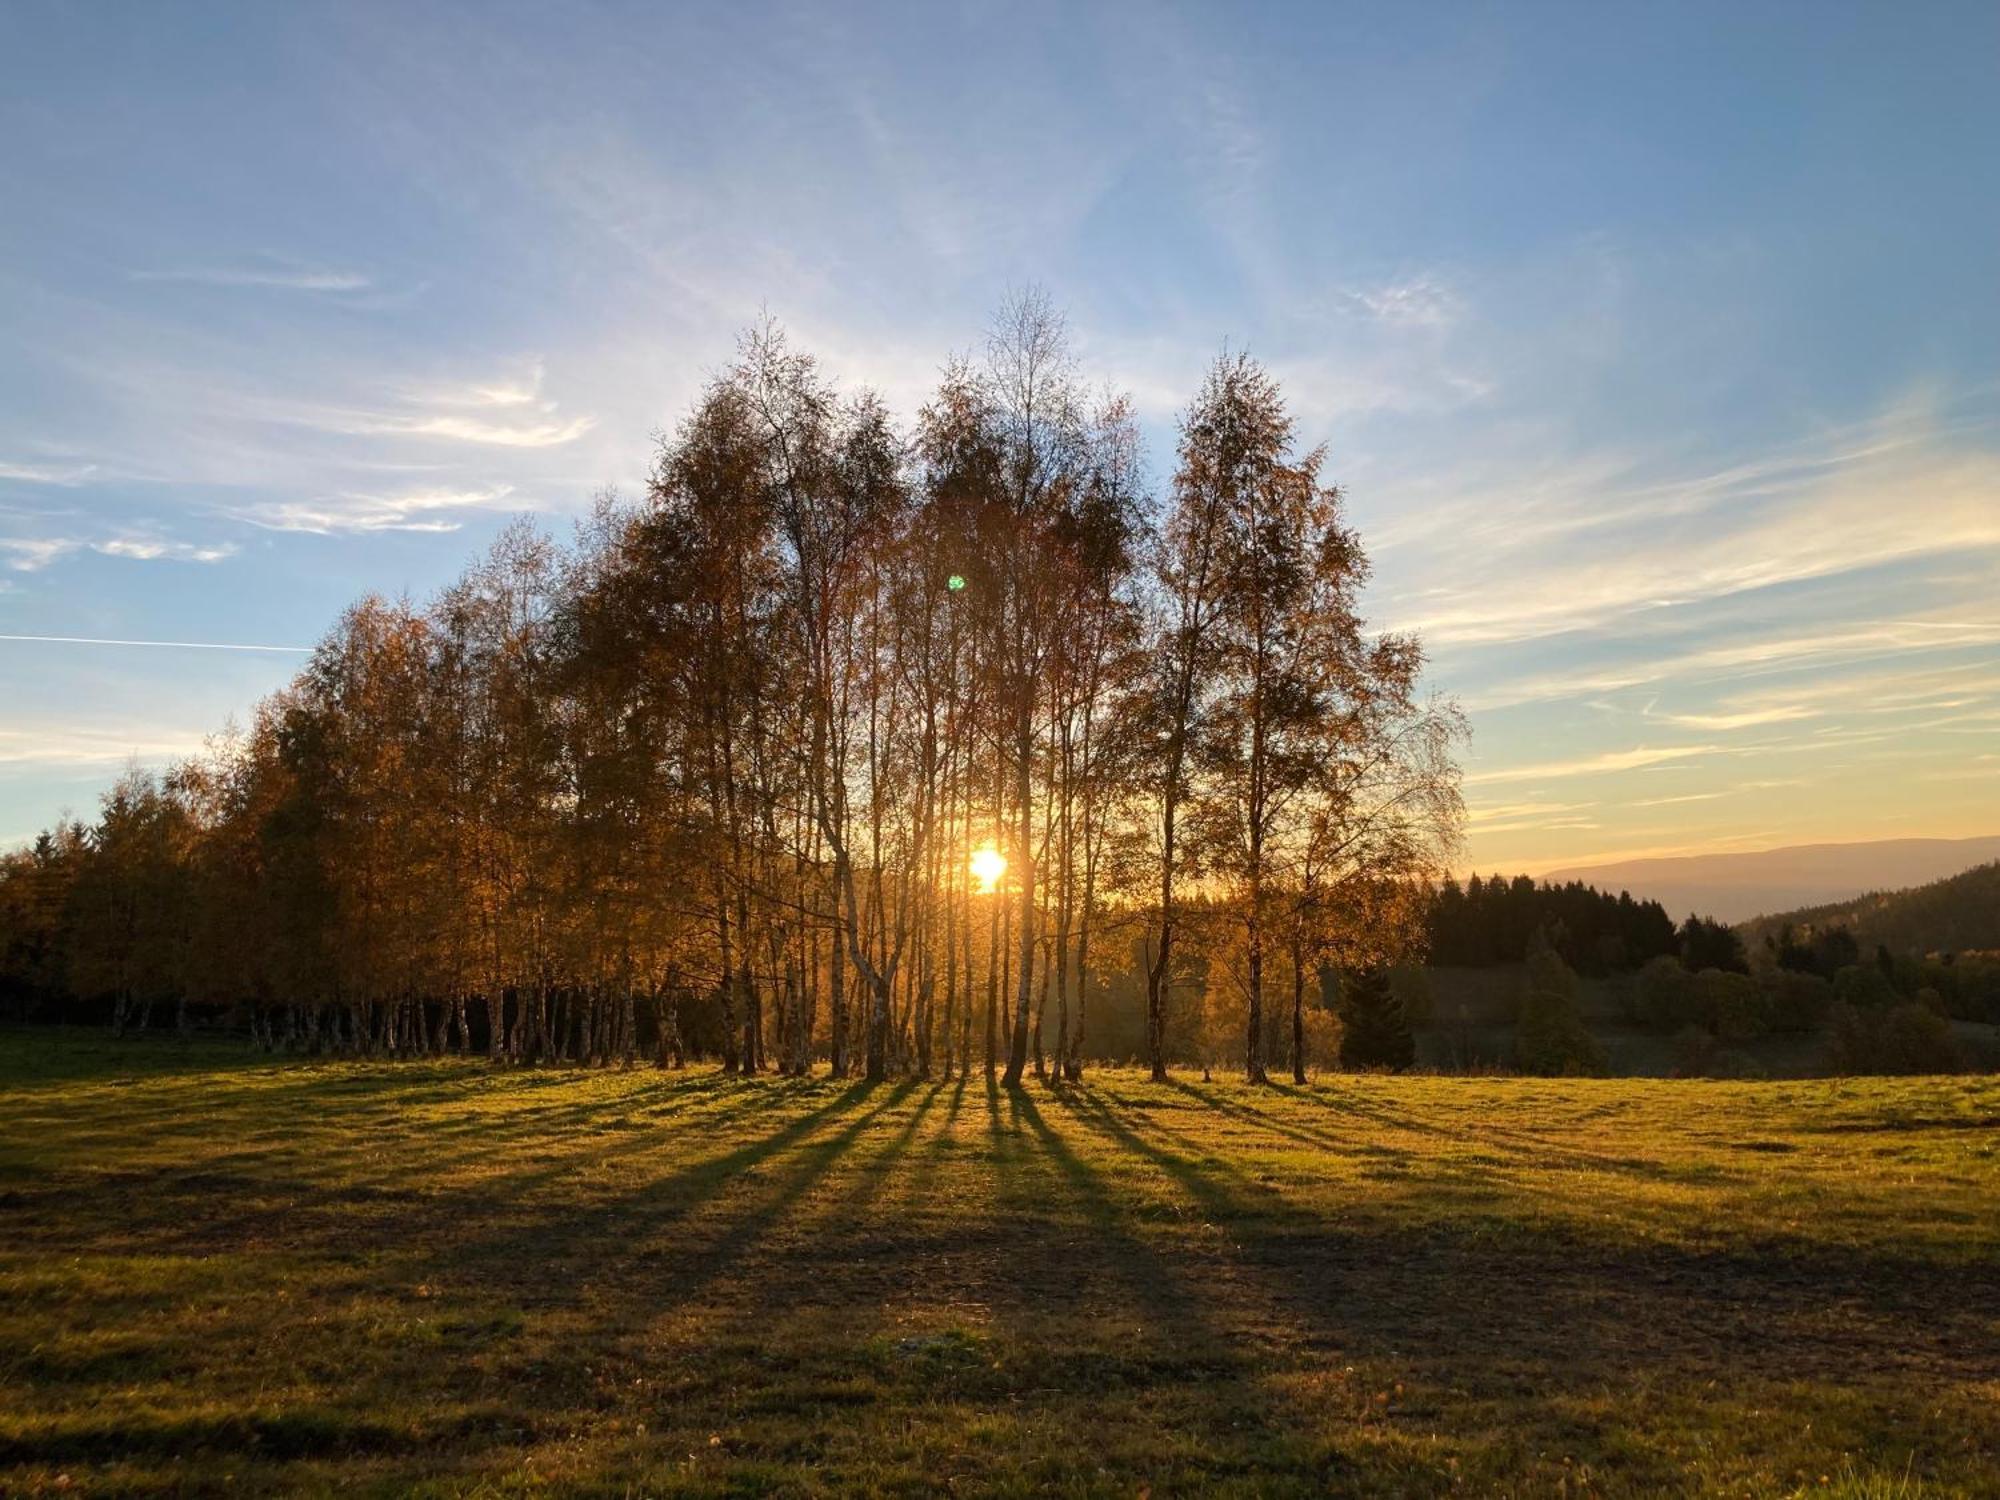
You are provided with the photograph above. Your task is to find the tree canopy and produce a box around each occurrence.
[0,300,1463,1084]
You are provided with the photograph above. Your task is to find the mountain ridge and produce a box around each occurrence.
[1541,835,2000,925]
[1736,859,2000,956]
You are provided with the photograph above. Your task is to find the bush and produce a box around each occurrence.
[1697,968,1770,1042]
[1670,1024,1715,1077]
[1952,956,2000,1023]
[1823,1001,1962,1076]
[1760,968,1832,1033]
[1833,964,1898,1010]
[1635,954,1697,1031]
[1513,935,1606,1076]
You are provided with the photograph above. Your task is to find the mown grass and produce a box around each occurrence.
[1,1028,1996,1497]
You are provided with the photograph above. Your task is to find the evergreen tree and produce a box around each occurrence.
[1338,965,1415,1071]
[1677,914,1747,974]
[1513,929,1606,1076]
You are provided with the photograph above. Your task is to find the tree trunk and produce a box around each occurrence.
[1290,936,1309,1084]
[829,905,849,1078]
[1002,726,1035,1087]
[1245,912,1268,1084]
[865,971,890,1083]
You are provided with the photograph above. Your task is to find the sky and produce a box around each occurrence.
[2,0,1997,872]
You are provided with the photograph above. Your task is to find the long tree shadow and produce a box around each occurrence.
[676,1080,952,1345]
[824,1079,944,1231]
[977,1086,1323,1485]
[6,1069,853,1260]
[2,1071,927,1485]
[409,1071,840,1205]
[1060,1085,1290,1231]
[1061,1081,2000,1396]
[421,1077,887,1307]
[1155,1080,1521,1210]
[1268,1078,1695,1185]
[1163,1078,1374,1158]
[636,1078,933,1321]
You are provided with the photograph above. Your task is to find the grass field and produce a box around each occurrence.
[2,1031,1997,1497]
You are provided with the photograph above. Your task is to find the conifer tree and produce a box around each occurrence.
[1514,928,1607,1076]
[1337,965,1415,1071]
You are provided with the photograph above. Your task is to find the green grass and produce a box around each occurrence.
[2,1029,1996,1497]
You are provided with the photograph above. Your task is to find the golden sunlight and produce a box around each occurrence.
[969,845,1007,893]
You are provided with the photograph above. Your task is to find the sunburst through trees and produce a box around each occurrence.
[0,293,1464,1083]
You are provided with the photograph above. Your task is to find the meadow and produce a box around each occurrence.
[2,1030,1996,1497]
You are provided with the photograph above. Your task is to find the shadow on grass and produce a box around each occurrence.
[1051,1080,2000,1392]
[9,1041,2000,1492]
[1268,1079,1695,1185]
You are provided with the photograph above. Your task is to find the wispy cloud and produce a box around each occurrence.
[1463,814,1602,837]
[1,533,237,570]
[94,536,239,563]
[1466,799,1595,824]
[251,363,598,450]
[0,723,215,768]
[1464,744,1721,787]
[1643,704,1820,732]
[0,634,308,653]
[131,261,373,293]
[350,412,597,447]
[1464,612,2000,712]
[409,358,549,410]
[1337,275,1463,330]
[234,483,518,535]
[0,459,98,485]
[1381,405,2000,648]
[0,537,80,571]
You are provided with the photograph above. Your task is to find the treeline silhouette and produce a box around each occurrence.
[1426,874,1678,972]
[0,294,1464,1083]
[1740,861,2000,960]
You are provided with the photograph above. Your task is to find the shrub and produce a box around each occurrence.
[1670,1024,1715,1077]
[1635,954,1697,1031]
[1880,1002,1961,1073]
[1761,968,1832,1033]
[1513,935,1606,1076]
[1697,968,1771,1042]
[1952,956,2000,1023]
[1833,964,1898,1010]
[1823,1001,1962,1076]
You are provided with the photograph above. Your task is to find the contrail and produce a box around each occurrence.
[0,633,310,654]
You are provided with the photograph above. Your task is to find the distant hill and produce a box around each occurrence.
[1737,860,2000,957]
[1543,835,2000,924]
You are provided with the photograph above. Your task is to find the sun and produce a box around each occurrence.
[969,845,1007,893]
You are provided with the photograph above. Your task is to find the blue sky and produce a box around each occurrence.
[2,0,1996,869]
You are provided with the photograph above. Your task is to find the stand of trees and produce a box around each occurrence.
[1426,874,1677,973]
[1738,861,2000,959]
[0,297,1464,1083]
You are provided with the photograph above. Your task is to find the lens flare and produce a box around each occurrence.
[969,845,1007,893]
